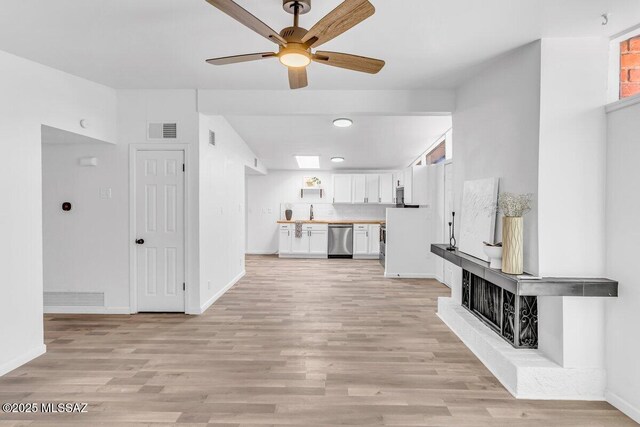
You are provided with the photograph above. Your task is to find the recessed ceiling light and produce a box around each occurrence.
[333,118,353,128]
[331,157,345,163]
[295,155,320,169]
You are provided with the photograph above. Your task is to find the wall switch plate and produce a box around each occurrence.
[99,188,112,199]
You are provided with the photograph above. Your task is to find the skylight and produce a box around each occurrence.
[295,156,320,169]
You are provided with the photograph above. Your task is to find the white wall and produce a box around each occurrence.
[604,99,640,423]
[42,141,129,313]
[537,38,608,278]
[197,115,264,313]
[0,49,117,375]
[118,90,202,313]
[198,90,455,116]
[453,41,541,274]
[535,38,610,370]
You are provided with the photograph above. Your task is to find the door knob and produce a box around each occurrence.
[135,239,145,245]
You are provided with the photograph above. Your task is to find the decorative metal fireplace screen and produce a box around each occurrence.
[462,270,538,348]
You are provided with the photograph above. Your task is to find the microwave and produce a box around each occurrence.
[395,187,419,208]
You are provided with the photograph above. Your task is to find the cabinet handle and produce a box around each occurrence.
[288,230,290,236]
[366,231,369,237]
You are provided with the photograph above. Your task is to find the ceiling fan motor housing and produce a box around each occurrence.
[283,0,311,15]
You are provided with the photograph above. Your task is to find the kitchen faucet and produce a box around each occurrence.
[310,204,314,221]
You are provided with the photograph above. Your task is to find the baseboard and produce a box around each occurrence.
[279,254,328,259]
[434,274,446,285]
[606,390,640,424]
[246,251,277,255]
[195,270,246,315]
[44,306,131,315]
[0,344,46,377]
[353,255,381,260]
[384,272,436,279]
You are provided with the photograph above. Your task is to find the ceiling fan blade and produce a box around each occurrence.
[288,68,308,90]
[313,51,385,74]
[302,0,375,48]
[204,0,287,46]
[206,52,276,65]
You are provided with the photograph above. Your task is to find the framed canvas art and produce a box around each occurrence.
[459,177,500,261]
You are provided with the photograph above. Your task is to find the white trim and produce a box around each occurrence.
[0,345,46,377]
[384,273,436,279]
[279,254,328,259]
[246,251,278,255]
[190,271,246,315]
[44,306,131,315]
[606,390,640,424]
[605,93,640,113]
[353,255,381,260]
[608,26,640,104]
[129,144,190,314]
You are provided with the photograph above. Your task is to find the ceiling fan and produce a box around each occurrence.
[204,0,385,89]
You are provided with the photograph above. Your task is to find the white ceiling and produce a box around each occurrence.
[225,114,452,170]
[0,1,638,90]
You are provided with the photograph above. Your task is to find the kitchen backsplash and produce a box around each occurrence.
[280,203,387,221]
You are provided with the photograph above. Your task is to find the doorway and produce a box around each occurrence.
[131,149,186,312]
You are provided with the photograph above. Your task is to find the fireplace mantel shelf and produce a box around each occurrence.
[431,244,618,297]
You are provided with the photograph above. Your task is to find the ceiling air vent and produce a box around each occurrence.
[148,123,177,140]
[209,130,216,146]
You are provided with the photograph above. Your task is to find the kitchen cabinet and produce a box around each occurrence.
[353,225,369,256]
[411,165,429,206]
[353,224,381,259]
[279,223,328,258]
[333,175,352,204]
[352,175,366,203]
[369,224,381,254]
[309,227,329,255]
[291,230,310,254]
[278,224,292,255]
[401,165,430,206]
[379,173,394,204]
[403,166,414,205]
[393,171,404,188]
[365,174,380,204]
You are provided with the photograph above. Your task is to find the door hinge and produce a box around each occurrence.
[183,283,186,291]
[182,164,185,172]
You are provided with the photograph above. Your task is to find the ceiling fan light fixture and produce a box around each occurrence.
[279,50,311,68]
[333,118,353,128]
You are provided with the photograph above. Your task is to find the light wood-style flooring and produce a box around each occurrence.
[0,256,634,426]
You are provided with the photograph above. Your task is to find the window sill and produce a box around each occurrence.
[606,93,640,113]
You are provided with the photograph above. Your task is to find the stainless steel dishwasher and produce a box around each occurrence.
[328,224,353,258]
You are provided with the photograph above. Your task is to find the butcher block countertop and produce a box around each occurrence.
[277,220,385,225]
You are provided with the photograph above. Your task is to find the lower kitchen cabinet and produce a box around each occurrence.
[278,224,328,258]
[353,224,381,259]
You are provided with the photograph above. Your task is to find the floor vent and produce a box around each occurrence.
[148,122,177,140]
[44,292,105,307]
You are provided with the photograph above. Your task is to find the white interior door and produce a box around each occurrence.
[135,150,185,312]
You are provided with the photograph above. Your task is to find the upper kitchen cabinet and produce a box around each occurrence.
[393,171,404,189]
[365,174,380,204]
[403,166,414,205]
[332,175,352,204]
[352,175,367,204]
[404,165,429,206]
[379,173,394,204]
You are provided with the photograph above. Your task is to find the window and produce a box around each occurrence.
[620,35,640,99]
[426,141,446,165]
